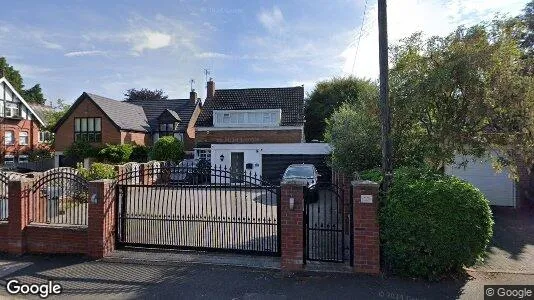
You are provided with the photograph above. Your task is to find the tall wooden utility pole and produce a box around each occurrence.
[378,0,392,195]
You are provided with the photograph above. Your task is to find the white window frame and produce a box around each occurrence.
[213,109,281,127]
[5,102,19,118]
[4,155,14,165]
[195,148,211,161]
[19,131,29,145]
[4,131,14,145]
[18,155,29,163]
[38,131,53,143]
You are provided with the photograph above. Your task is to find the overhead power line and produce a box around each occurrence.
[351,0,370,74]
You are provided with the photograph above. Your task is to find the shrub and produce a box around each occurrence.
[98,144,133,164]
[381,169,494,279]
[65,139,98,160]
[151,136,184,162]
[28,146,54,161]
[130,145,149,162]
[77,162,117,181]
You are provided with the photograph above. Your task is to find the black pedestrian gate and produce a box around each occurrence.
[116,163,281,256]
[304,182,347,263]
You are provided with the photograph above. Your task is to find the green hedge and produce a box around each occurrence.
[376,168,493,279]
[151,136,184,162]
[98,144,133,164]
[77,163,117,181]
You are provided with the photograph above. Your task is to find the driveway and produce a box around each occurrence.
[471,206,534,274]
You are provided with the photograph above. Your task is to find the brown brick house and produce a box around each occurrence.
[53,91,201,166]
[0,76,49,165]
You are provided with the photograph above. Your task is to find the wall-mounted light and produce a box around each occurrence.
[220,154,225,161]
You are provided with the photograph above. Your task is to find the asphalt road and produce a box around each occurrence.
[2,253,531,300]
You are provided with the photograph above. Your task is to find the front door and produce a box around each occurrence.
[230,152,245,183]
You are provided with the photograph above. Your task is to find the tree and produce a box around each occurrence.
[0,57,47,104]
[304,77,378,141]
[0,57,24,93]
[151,136,184,162]
[44,99,71,131]
[124,88,168,101]
[324,103,381,174]
[389,20,534,172]
[519,0,534,54]
[22,83,46,105]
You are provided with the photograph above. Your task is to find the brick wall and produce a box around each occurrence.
[87,180,116,258]
[0,118,41,160]
[196,128,303,145]
[120,130,148,146]
[0,223,7,252]
[352,181,380,275]
[25,225,87,254]
[0,177,117,258]
[280,183,304,271]
[55,97,123,151]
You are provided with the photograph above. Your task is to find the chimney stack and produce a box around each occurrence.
[207,78,215,98]
[190,89,197,103]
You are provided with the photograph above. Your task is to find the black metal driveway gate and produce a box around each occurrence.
[116,163,281,256]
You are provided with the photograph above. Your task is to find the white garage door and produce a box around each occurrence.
[445,155,516,207]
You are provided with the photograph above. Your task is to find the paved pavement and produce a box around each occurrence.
[0,206,531,299]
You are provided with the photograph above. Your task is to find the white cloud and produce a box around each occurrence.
[196,52,231,59]
[128,30,172,54]
[64,50,107,57]
[342,0,529,79]
[12,63,52,79]
[258,6,285,32]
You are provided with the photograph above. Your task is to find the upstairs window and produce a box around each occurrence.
[75,117,102,142]
[5,103,20,118]
[213,109,281,127]
[19,132,29,145]
[159,122,178,137]
[39,131,53,143]
[4,131,14,145]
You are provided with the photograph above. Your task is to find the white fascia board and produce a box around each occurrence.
[196,126,303,131]
[210,143,332,154]
[0,77,45,126]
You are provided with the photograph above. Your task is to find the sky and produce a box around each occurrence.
[0,0,529,104]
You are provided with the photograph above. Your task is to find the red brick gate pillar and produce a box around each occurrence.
[87,179,116,259]
[280,183,305,271]
[352,180,380,274]
[7,178,33,255]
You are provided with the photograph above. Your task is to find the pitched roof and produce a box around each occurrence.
[86,93,149,132]
[127,98,198,132]
[28,103,54,127]
[52,92,149,132]
[196,86,305,127]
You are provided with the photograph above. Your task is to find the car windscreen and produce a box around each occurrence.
[284,166,314,178]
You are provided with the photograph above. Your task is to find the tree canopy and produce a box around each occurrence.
[0,57,47,104]
[304,76,377,142]
[324,3,534,176]
[124,88,168,102]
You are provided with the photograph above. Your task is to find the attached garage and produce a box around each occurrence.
[445,155,517,207]
[262,154,330,184]
[210,143,331,185]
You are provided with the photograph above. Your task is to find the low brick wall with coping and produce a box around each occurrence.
[0,174,116,258]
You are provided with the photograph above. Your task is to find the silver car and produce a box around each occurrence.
[282,164,320,202]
